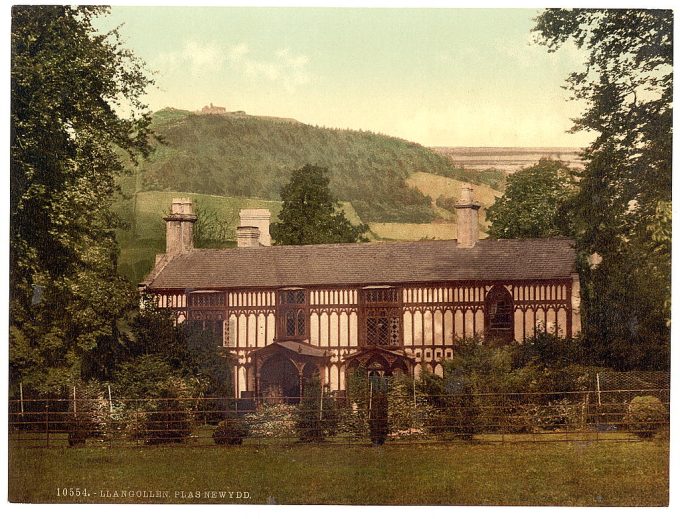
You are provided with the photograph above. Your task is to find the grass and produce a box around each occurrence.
[9,438,669,505]
[407,170,501,227]
[363,171,503,241]
[369,222,460,241]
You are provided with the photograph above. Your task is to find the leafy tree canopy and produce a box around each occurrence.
[486,158,577,239]
[271,164,370,245]
[533,9,671,369]
[10,6,153,392]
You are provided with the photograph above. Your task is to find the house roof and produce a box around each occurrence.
[142,238,577,291]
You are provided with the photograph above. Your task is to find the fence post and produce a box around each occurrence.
[73,385,77,416]
[413,375,416,406]
[45,401,50,448]
[19,382,24,418]
[319,387,323,421]
[500,394,505,444]
[107,384,113,414]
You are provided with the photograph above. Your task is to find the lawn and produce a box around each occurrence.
[8,439,669,505]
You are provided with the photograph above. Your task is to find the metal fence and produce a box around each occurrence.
[9,387,669,448]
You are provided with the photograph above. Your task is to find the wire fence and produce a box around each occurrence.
[9,386,669,448]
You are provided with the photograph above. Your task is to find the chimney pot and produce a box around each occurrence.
[239,209,271,246]
[455,184,481,248]
[163,198,197,256]
[236,226,261,248]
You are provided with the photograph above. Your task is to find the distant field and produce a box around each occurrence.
[406,171,501,231]
[407,171,502,209]
[116,174,504,282]
[433,146,584,174]
[369,222,459,241]
[9,440,669,505]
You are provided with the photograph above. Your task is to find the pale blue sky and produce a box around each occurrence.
[98,7,594,147]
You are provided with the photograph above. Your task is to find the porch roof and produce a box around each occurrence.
[250,340,329,358]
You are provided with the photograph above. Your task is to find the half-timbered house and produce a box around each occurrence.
[140,186,581,400]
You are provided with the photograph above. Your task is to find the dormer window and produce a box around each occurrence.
[277,289,308,340]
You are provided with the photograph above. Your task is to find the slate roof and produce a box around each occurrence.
[142,238,576,290]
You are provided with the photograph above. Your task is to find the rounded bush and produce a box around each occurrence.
[625,396,667,439]
[213,415,248,445]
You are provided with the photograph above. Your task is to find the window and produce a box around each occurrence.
[366,312,400,347]
[186,319,224,347]
[362,287,401,348]
[278,289,308,339]
[485,285,514,343]
[186,291,226,346]
[489,299,513,330]
[188,292,225,307]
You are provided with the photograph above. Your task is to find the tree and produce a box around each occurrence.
[533,9,671,369]
[270,164,369,245]
[10,6,153,392]
[486,158,577,239]
[193,199,236,248]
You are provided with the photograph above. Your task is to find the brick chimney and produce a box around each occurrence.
[239,209,271,246]
[236,226,261,248]
[163,198,197,256]
[455,184,481,248]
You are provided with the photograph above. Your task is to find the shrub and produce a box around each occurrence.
[66,382,112,447]
[337,405,369,439]
[439,388,479,440]
[123,408,149,442]
[295,377,338,442]
[213,413,248,445]
[145,395,194,445]
[419,367,480,439]
[386,374,431,438]
[369,390,388,446]
[112,356,204,444]
[244,404,296,438]
[532,398,582,431]
[625,396,667,439]
[120,377,197,445]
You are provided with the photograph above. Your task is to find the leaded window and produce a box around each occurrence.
[278,289,308,339]
[362,287,401,348]
[366,311,401,347]
[188,292,225,307]
[186,291,226,346]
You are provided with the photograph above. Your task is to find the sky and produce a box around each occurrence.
[96,6,594,148]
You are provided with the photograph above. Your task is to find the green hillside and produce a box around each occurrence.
[127,108,493,223]
[115,108,507,283]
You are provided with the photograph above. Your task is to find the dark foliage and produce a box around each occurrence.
[10,6,153,393]
[213,413,249,445]
[486,158,577,239]
[295,376,338,442]
[533,9,671,371]
[271,164,369,245]
[369,389,389,446]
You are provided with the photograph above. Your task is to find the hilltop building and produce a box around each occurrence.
[140,187,581,400]
[198,102,226,114]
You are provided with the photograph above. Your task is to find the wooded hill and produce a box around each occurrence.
[114,108,507,283]
[123,108,501,223]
